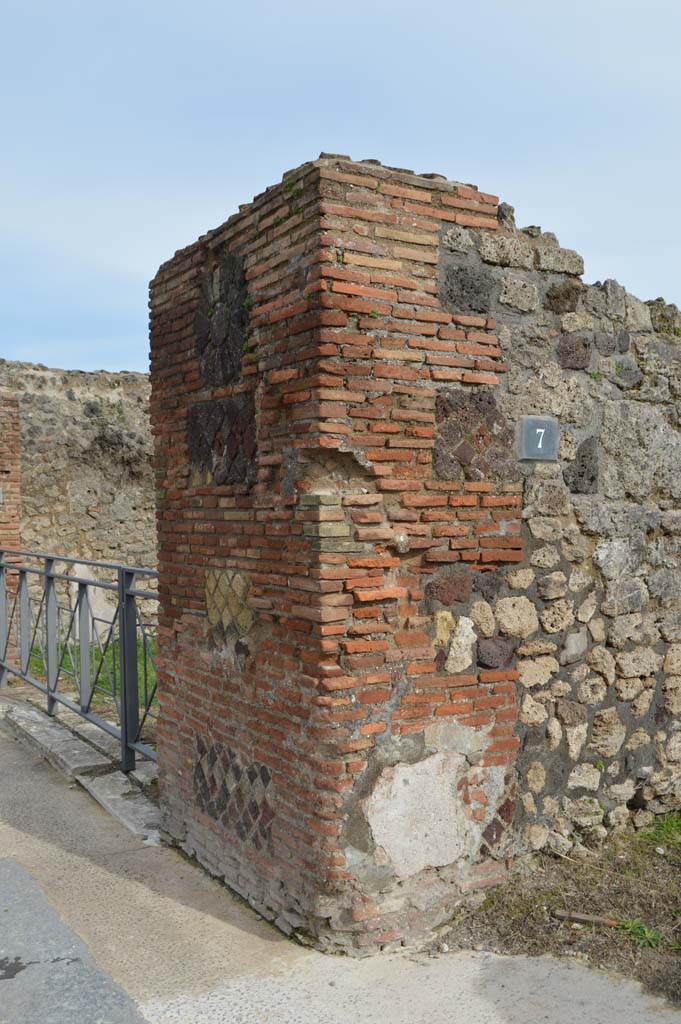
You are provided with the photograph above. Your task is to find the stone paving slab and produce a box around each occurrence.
[3,704,111,779]
[76,771,161,842]
[130,759,160,789]
[5,686,157,771]
[56,709,122,759]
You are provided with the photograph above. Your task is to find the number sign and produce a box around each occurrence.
[519,416,559,461]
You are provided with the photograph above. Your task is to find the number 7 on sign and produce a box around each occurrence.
[520,416,558,461]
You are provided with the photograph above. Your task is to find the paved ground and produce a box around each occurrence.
[0,718,678,1024]
[0,859,147,1024]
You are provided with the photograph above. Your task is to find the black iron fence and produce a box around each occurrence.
[0,550,158,770]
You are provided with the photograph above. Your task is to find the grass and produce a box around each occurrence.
[619,919,663,949]
[441,815,681,1005]
[641,812,681,853]
[25,636,157,725]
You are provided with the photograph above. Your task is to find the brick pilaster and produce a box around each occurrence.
[150,156,521,952]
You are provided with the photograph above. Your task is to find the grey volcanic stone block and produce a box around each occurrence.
[557,334,591,369]
[608,358,643,389]
[440,262,495,314]
[546,279,583,314]
[477,637,516,669]
[594,331,617,356]
[564,436,599,494]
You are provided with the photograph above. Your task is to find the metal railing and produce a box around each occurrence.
[0,550,158,770]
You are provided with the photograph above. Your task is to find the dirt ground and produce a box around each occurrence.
[442,816,681,1005]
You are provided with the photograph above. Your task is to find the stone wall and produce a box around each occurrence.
[150,154,681,954]
[450,218,681,852]
[0,360,155,570]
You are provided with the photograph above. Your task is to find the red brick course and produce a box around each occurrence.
[0,396,21,554]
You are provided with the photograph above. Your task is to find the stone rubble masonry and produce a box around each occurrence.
[0,360,155,570]
[150,152,681,954]
[463,202,681,861]
[150,155,521,954]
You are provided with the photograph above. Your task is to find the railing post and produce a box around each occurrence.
[78,582,91,711]
[45,557,58,717]
[0,553,7,689]
[19,569,30,674]
[118,568,138,772]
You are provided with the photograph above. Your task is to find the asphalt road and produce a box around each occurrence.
[0,713,678,1024]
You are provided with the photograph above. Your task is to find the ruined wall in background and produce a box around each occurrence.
[0,361,155,569]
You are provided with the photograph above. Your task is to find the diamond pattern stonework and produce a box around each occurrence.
[187,395,257,487]
[194,734,274,852]
[205,568,254,637]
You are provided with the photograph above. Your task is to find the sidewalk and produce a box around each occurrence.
[0,705,678,1024]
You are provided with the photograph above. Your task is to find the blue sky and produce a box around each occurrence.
[2,0,679,373]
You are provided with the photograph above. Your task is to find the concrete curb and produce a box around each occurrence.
[76,772,161,844]
[3,704,112,779]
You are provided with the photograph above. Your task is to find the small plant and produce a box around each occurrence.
[243,295,252,310]
[673,327,681,337]
[292,204,302,216]
[590,370,604,381]
[282,180,304,200]
[619,918,663,949]
[642,812,681,849]
[336,251,345,265]
[595,759,604,771]
[369,310,380,319]
[375,182,382,193]
[273,216,283,228]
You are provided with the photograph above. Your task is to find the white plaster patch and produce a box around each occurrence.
[363,754,468,878]
[362,753,505,879]
[424,720,490,758]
